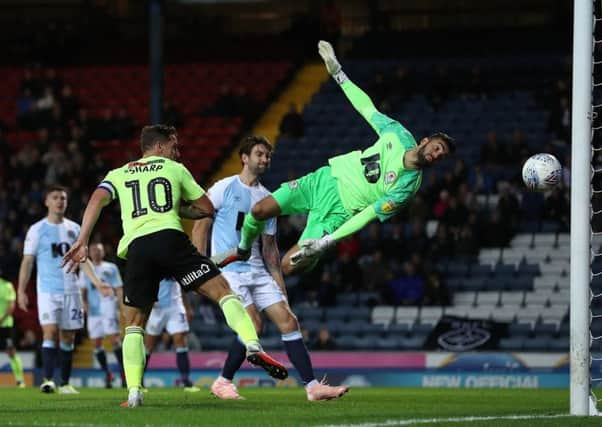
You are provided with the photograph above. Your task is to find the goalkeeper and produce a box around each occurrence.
[214,40,455,273]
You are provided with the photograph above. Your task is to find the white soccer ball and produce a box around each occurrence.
[521,153,562,191]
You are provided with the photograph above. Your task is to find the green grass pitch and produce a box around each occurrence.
[0,387,600,426]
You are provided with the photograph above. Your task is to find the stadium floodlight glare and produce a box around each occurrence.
[572,0,600,417]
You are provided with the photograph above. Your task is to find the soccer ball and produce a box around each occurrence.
[521,153,562,191]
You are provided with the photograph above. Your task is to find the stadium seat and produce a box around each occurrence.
[476,291,500,307]
[395,306,419,326]
[499,337,524,351]
[523,335,551,351]
[372,306,395,326]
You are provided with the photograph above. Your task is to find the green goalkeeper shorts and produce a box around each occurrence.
[272,166,351,242]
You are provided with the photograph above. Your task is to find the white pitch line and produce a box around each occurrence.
[316,413,573,427]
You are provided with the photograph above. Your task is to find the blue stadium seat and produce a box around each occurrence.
[499,337,524,351]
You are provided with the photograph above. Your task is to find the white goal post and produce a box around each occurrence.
[571,0,596,416]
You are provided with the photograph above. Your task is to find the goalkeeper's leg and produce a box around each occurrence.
[239,195,282,250]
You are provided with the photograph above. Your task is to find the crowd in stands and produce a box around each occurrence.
[0,55,572,351]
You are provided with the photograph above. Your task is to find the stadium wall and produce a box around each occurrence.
[2,351,597,389]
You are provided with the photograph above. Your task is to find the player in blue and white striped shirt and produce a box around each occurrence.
[193,136,348,401]
[79,242,124,388]
[17,185,111,394]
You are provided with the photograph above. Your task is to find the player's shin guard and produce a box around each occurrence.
[95,348,109,372]
[176,347,191,386]
[59,342,74,386]
[41,340,57,381]
[123,327,145,391]
[222,336,247,381]
[219,295,259,345]
[9,354,24,384]
[282,331,315,384]
[239,213,266,251]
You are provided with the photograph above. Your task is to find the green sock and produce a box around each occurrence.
[123,326,145,391]
[219,295,259,345]
[239,213,266,250]
[9,354,24,383]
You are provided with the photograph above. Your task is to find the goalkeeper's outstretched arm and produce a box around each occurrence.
[318,40,391,136]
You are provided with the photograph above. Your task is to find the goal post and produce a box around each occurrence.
[571,0,594,416]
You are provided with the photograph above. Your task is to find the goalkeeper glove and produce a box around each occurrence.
[318,40,348,84]
[290,235,335,266]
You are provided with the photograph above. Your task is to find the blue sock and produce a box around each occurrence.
[176,347,191,386]
[59,342,74,386]
[42,340,57,381]
[221,337,246,381]
[95,348,109,372]
[282,331,315,385]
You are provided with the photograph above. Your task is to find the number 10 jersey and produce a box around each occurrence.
[99,156,205,259]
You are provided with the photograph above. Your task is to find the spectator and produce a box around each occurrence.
[163,101,183,128]
[386,261,425,305]
[480,130,505,167]
[543,188,569,231]
[279,103,304,139]
[312,326,337,350]
[114,107,135,140]
[428,223,454,261]
[16,88,37,130]
[422,271,451,306]
[360,250,390,292]
[59,84,80,121]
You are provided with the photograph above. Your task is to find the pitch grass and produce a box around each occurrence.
[0,387,600,426]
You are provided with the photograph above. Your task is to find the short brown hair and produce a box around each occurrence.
[140,124,177,153]
[44,184,68,199]
[429,132,456,154]
[238,135,272,162]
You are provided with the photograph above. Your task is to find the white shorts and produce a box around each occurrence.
[87,309,120,339]
[146,300,189,336]
[222,270,285,312]
[37,292,84,330]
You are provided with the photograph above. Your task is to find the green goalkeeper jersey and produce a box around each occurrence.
[328,80,422,222]
[99,156,205,258]
[0,277,15,328]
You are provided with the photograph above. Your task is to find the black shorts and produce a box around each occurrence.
[124,229,221,308]
[0,326,16,350]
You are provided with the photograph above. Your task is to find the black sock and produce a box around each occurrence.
[114,346,123,376]
[95,348,109,372]
[221,337,246,381]
[42,340,57,381]
[59,344,74,386]
[283,332,315,384]
[176,348,191,386]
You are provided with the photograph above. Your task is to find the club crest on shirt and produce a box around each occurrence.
[67,230,77,240]
[381,200,397,213]
[385,171,397,184]
[288,180,299,190]
[387,142,393,150]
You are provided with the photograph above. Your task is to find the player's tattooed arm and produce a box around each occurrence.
[180,195,215,220]
[262,234,287,299]
[179,201,212,219]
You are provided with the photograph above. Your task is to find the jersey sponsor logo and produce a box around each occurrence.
[381,200,397,213]
[125,159,165,174]
[384,171,397,184]
[51,242,71,258]
[288,180,299,190]
[180,264,211,286]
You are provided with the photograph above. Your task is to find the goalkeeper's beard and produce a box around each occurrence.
[416,146,433,168]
